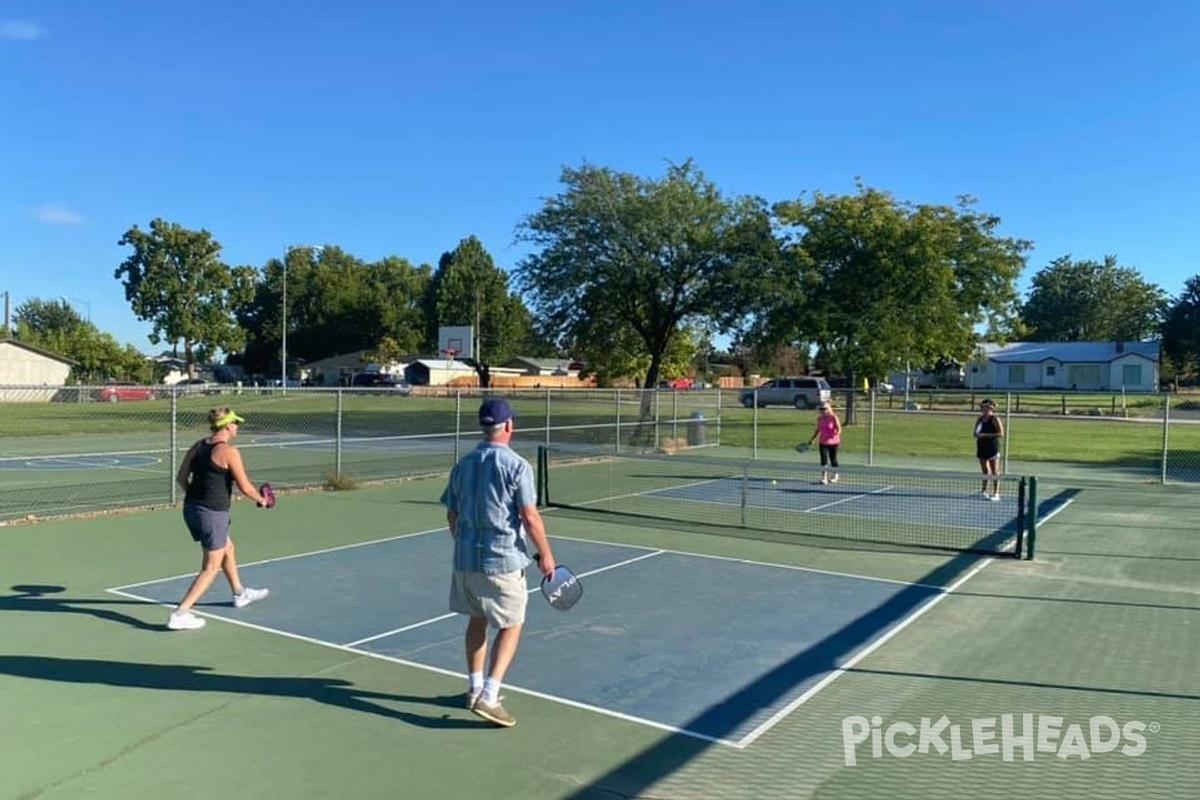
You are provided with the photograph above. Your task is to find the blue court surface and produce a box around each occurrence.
[110,531,945,746]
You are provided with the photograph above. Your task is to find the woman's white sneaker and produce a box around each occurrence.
[233,587,269,608]
[167,610,206,630]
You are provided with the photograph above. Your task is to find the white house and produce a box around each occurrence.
[404,358,479,386]
[0,338,75,401]
[969,341,1160,391]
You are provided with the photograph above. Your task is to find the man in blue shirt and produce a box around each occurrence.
[441,398,556,728]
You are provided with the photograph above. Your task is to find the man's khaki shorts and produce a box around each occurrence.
[448,569,528,629]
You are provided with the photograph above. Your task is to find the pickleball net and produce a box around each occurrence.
[538,444,1027,557]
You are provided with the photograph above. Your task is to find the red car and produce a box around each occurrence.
[98,385,157,402]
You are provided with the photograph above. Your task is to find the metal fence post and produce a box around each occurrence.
[615,389,621,453]
[335,389,344,479]
[454,391,462,464]
[1004,391,1012,473]
[654,390,660,449]
[1161,392,1170,484]
[868,390,876,466]
[752,390,759,458]
[715,387,722,446]
[671,391,678,444]
[545,388,551,450]
[169,390,178,504]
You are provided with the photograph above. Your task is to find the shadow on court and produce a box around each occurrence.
[0,654,488,730]
[2,584,164,632]
[560,550,989,800]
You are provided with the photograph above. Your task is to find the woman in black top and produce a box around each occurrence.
[167,407,271,631]
[974,399,1004,500]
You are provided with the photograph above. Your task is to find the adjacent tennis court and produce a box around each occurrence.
[2,446,1194,800]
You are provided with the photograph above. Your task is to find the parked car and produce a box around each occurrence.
[351,372,412,395]
[740,376,832,409]
[97,384,157,403]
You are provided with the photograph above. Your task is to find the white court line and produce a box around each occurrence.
[1037,496,1076,525]
[106,574,741,749]
[802,485,894,512]
[111,527,447,590]
[734,558,995,748]
[544,531,938,589]
[342,550,665,647]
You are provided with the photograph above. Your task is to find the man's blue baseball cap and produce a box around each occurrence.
[479,398,516,426]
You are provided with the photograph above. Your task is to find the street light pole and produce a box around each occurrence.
[281,245,323,393]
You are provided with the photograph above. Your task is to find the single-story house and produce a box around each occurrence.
[303,350,415,386]
[0,337,75,401]
[968,341,1160,391]
[498,357,584,377]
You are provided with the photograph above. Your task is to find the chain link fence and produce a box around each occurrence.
[1,384,1195,523]
[0,385,722,523]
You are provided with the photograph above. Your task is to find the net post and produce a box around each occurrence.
[1015,476,1026,558]
[1025,476,1038,560]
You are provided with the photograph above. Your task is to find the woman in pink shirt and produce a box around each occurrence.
[807,402,842,485]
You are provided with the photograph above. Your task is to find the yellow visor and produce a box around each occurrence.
[213,411,246,430]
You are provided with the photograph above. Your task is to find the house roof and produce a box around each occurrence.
[0,337,77,366]
[979,341,1159,364]
[501,357,580,372]
[407,359,477,371]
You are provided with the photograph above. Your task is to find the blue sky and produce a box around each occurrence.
[2,0,1196,352]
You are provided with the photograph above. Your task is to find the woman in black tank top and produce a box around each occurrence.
[166,407,272,631]
[974,400,1005,500]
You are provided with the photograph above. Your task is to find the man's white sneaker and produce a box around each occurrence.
[233,587,269,608]
[167,610,206,630]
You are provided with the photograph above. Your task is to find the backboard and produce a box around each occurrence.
[437,325,474,360]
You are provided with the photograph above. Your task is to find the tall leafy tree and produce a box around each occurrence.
[1020,255,1169,342]
[238,247,431,374]
[114,219,257,373]
[760,185,1029,418]
[1161,274,1200,381]
[426,235,537,386]
[516,161,775,404]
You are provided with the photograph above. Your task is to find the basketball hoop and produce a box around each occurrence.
[442,349,458,367]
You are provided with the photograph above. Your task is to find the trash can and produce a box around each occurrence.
[686,411,707,446]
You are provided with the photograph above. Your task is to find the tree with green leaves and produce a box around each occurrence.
[516,161,775,403]
[238,247,431,375]
[1020,255,1169,342]
[13,298,153,382]
[1161,274,1200,383]
[425,235,541,386]
[114,219,257,373]
[758,185,1029,419]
